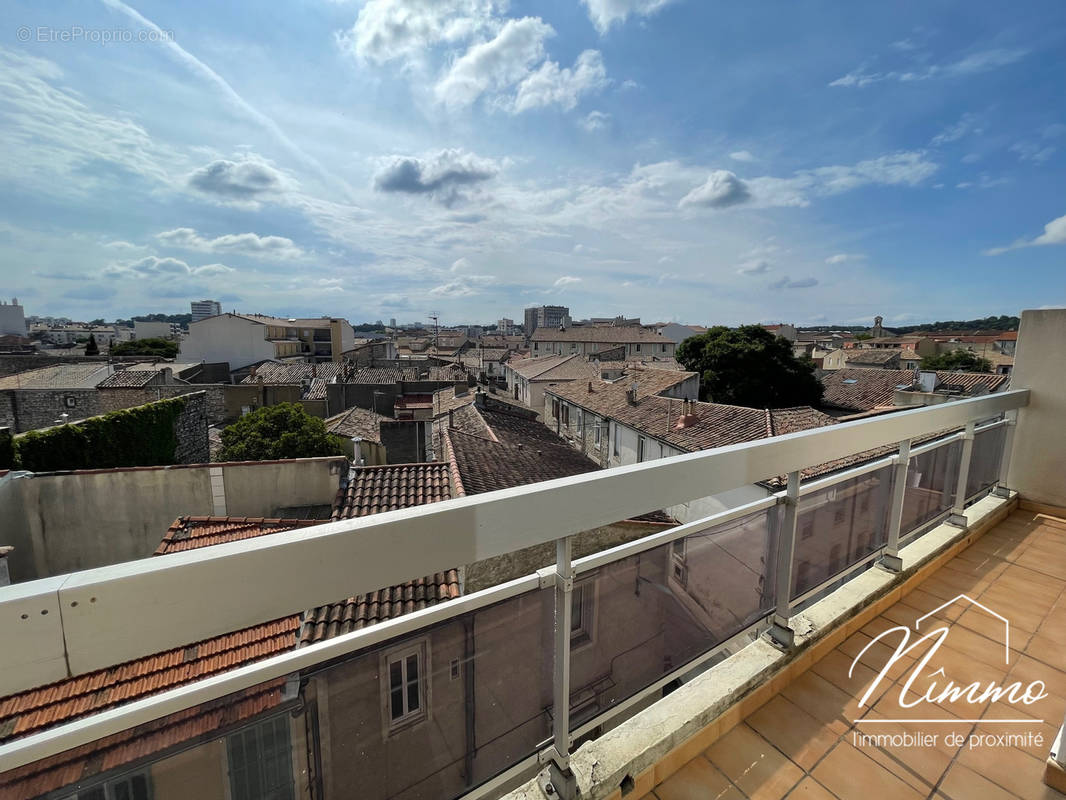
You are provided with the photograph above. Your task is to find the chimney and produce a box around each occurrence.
[587,380,593,393]
[249,365,257,379]
[312,363,318,378]
[626,382,638,404]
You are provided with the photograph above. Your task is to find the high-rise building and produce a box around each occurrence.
[0,297,27,336]
[389,318,396,329]
[190,300,222,322]
[523,305,570,336]
[497,317,515,335]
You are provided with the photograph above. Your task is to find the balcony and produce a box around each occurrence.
[0,309,1064,800]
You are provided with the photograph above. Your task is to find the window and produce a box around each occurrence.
[670,538,688,587]
[800,520,814,540]
[64,395,77,408]
[384,643,427,730]
[594,423,602,449]
[570,581,595,646]
[637,436,646,462]
[828,544,843,575]
[561,404,570,426]
[860,493,870,513]
[59,772,151,800]
[635,343,641,353]
[661,343,666,353]
[227,716,294,800]
[833,507,846,525]
[552,398,560,419]
[612,424,619,457]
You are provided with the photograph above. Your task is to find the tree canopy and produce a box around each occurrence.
[218,403,345,462]
[111,337,179,358]
[919,350,993,373]
[84,333,99,356]
[676,325,823,408]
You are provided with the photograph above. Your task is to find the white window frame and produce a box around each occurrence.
[594,422,602,450]
[637,436,646,462]
[381,640,429,734]
[570,578,597,649]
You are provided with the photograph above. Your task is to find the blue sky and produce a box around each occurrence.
[2,0,1064,326]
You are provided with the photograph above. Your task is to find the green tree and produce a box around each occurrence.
[919,350,993,373]
[84,333,99,356]
[111,338,179,358]
[676,325,824,408]
[218,403,344,461]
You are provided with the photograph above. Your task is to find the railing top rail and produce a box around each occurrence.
[0,389,1028,696]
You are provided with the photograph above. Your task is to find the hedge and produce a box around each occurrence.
[13,395,188,472]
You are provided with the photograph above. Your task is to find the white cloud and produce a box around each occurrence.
[985,213,1066,255]
[337,0,499,65]
[825,253,865,264]
[1010,140,1057,164]
[736,259,770,276]
[769,275,818,289]
[554,275,582,287]
[156,228,305,260]
[582,0,676,34]
[103,255,235,279]
[831,48,1028,89]
[373,148,500,205]
[430,280,479,297]
[450,256,473,272]
[512,50,608,112]
[187,155,290,201]
[729,150,756,163]
[930,112,982,146]
[678,170,752,209]
[579,110,611,132]
[434,17,553,109]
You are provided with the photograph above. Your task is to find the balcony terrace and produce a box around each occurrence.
[0,308,1063,800]
[631,505,1066,800]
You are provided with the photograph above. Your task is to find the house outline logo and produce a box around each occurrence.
[846,592,1047,718]
[914,593,1010,665]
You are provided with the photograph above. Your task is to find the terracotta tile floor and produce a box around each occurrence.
[641,508,1066,800]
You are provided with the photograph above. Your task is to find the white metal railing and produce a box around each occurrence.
[0,389,1028,791]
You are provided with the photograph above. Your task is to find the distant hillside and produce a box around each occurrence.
[803,315,1019,334]
[891,315,1019,334]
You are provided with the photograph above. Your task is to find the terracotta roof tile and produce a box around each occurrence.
[821,368,1008,412]
[324,406,390,443]
[544,366,697,417]
[96,369,162,388]
[531,326,668,344]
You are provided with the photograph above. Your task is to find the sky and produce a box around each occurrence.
[2,0,1065,327]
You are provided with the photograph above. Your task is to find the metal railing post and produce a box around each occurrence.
[994,410,1018,498]
[947,422,976,527]
[879,440,911,573]
[768,471,801,648]
[539,536,577,798]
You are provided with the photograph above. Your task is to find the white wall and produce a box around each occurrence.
[1006,308,1066,507]
[180,315,275,370]
[134,321,177,340]
[608,420,772,524]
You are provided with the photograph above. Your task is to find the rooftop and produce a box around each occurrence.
[240,361,344,384]
[324,405,391,443]
[531,326,668,344]
[544,365,698,414]
[821,368,1009,412]
[846,349,903,365]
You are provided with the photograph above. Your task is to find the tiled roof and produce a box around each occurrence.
[240,362,343,385]
[330,463,452,518]
[821,368,1008,412]
[324,406,390,443]
[344,364,467,384]
[767,406,839,436]
[845,348,902,365]
[531,326,667,343]
[899,347,921,361]
[445,427,599,495]
[301,463,460,645]
[544,366,697,417]
[154,517,320,554]
[0,363,113,390]
[96,369,162,388]
[0,682,286,800]
[507,353,579,379]
[303,377,328,400]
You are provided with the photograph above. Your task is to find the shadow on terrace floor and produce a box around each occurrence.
[642,508,1066,800]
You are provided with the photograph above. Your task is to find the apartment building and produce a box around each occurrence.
[190,299,222,322]
[530,325,675,359]
[180,313,356,370]
[523,305,570,336]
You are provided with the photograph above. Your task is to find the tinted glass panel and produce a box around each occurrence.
[901,440,962,537]
[790,466,894,600]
